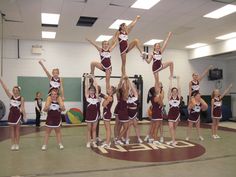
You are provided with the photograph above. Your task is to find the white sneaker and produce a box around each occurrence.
[41,145,47,151]
[100,142,111,148]
[116,140,124,145]
[15,144,19,151]
[215,135,221,139]
[86,142,91,148]
[125,139,130,145]
[153,140,161,145]
[10,144,16,151]
[172,141,177,146]
[185,137,189,141]
[59,143,64,150]
[212,135,217,139]
[199,136,204,141]
[138,138,143,144]
[166,141,173,145]
[144,135,149,142]
[160,137,164,143]
[121,137,126,142]
[92,141,98,148]
[148,138,154,143]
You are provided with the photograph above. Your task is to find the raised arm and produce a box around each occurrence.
[0,78,12,98]
[127,15,140,34]
[168,78,173,99]
[86,38,102,52]
[39,60,52,80]
[92,76,99,97]
[200,98,208,111]
[109,39,117,51]
[176,76,181,97]
[129,80,138,98]
[84,76,89,99]
[221,83,233,99]
[60,78,65,100]
[198,65,213,82]
[161,32,172,53]
[145,54,152,64]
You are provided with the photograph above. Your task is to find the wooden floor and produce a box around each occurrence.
[0,121,236,177]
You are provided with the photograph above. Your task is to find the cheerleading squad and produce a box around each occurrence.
[0,15,233,150]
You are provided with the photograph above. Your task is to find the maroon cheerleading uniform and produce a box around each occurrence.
[45,101,61,127]
[8,96,22,125]
[86,95,99,123]
[127,95,138,120]
[191,80,200,96]
[118,31,128,54]
[152,51,163,73]
[114,101,120,116]
[103,96,113,121]
[168,96,180,122]
[100,49,112,71]
[188,102,201,123]
[212,97,222,119]
[48,77,61,94]
[151,96,163,121]
[117,98,129,122]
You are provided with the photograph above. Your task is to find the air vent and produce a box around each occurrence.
[76,16,97,27]
[42,24,58,27]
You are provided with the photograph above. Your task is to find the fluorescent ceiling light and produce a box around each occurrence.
[109,19,132,29]
[144,39,163,46]
[185,43,207,49]
[216,32,236,40]
[203,4,236,19]
[131,0,160,9]
[96,35,113,42]
[41,13,60,25]
[42,31,56,39]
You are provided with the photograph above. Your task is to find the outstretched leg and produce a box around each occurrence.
[160,61,174,78]
[127,38,142,54]
[90,61,103,75]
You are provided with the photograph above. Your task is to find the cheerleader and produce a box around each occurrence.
[115,76,130,145]
[145,32,173,92]
[148,85,164,145]
[0,78,26,150]
[86,39,116,91]
[186,92,208,141]
[125,81,143,144]
[144,83,164,143]
[211,83,232,139]
[35,91,43,127]
[84,75,99,148]
[112,15,146,76]
[42,89,65,150]
[101,86,116,148]
[189,65,213,96]
[167,77,181,145]
[38,60,65,109]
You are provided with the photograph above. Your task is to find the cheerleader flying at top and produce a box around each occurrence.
[145,32,173,93]
[38,60,65,109]
[86,38,116,92]
[167,76,181,145]
[112,15,146,76]
[189,65,213,96]
[42,89,65,151]
[211,83,232,139]
[0,78,26,151]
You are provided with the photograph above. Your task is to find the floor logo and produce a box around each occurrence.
[92,137,206,162]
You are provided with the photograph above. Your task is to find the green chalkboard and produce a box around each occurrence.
[17,76,81,102]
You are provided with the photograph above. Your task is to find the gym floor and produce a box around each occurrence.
[0,121,236,177]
